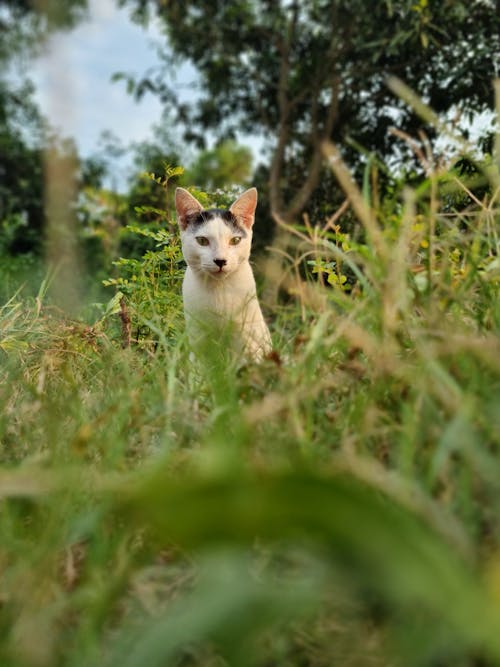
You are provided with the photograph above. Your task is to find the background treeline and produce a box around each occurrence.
[1,0,497,297]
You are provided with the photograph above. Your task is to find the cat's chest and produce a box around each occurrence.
[183,265,256,319]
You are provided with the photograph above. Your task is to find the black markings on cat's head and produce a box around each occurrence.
[185,208,248,236]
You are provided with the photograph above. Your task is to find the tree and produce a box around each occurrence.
[0,80,45,253]
[186,140,253,190]
[0,0,88,254]
[119,0,499,221]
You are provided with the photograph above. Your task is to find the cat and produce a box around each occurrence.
[175,186,272,361]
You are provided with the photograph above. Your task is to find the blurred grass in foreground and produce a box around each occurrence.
[1,113,500,666]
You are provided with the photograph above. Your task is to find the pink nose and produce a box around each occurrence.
[214,259,227,268]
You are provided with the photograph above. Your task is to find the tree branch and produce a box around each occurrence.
[268,9,297,218]
[281,75,341,221]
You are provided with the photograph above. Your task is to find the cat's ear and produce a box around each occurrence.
[229,187,258,229]
[175,187,204,230]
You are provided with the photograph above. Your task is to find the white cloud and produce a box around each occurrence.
[30,3,262,189]
[32,0,164,160]
[88,0,116,23]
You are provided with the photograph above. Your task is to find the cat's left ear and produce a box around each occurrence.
[175,187,204,230]
[229,187,258,229]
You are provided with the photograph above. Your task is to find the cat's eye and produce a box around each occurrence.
[196,236,209,246]
[229,236,242,246]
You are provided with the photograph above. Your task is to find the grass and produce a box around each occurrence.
[0,150,499,667]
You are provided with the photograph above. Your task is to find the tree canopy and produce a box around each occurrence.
[120,0,499,220]
[0,0,89,254]
[187,140,253,190]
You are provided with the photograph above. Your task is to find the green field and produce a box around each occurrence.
[1,150,499,667]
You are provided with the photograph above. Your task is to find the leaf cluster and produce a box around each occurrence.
[122,0,498,163]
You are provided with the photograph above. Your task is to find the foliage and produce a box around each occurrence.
[0,78,46,253]
[118,0,499,219]
[0,0,90,256]
[0,137,499,666]
[102,223,184,347]
[186,139,253,190]
[124,128,182,223]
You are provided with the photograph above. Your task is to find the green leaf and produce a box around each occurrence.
[102,291,125,318]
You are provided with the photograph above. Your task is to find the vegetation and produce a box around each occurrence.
[119,0,498,219]
[0,0,90,257]
[1,129,499,664]
[1,1,499,665]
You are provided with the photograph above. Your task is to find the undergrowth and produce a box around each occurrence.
[0,143,499,667]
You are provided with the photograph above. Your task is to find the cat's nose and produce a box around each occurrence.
[214,259,227,268]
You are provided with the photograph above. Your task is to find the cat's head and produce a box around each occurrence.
[175,187,258,279]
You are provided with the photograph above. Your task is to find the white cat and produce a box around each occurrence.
[175,187,272,361]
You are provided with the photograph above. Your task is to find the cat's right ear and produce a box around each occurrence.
[175,187,204,230]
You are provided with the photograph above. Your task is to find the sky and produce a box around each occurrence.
[31,0,188,187]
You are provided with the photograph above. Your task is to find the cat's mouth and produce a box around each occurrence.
[205,265,228,276]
